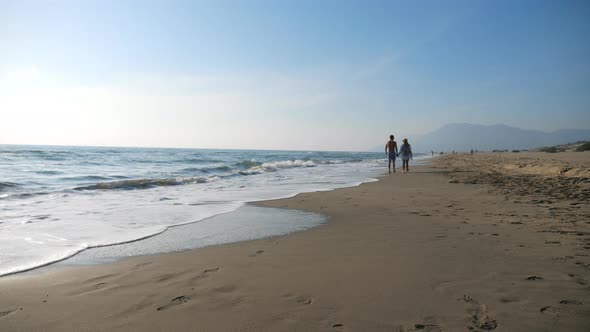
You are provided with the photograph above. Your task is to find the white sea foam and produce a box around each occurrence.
[239,159,317,175]
[0,146,431,276]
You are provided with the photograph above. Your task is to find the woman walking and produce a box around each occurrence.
[399,138,413,173]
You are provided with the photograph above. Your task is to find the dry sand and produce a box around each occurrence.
[1,152,589,331]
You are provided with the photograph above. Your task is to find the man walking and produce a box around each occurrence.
[385,135,398,174]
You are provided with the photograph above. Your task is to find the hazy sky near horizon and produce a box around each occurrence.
[1,0,589,151]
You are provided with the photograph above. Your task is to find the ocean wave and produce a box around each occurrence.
[0,191,50,200]
[175,158,224,164]
[235,160,263,168]
[0,149,66,155]
[0,181,20,191]
[180,167,202,172]
[79,161,103,166]
[74,160,319,189]
[74,176,218,191]
[75,178,181,190]
[39,155,68,161]
[33,170,64,175]
[239,160,317,175]
[316,160,345,164]
[267,160,317,168]
[181,165,232,173]
[202,166,232,173]
[61,175,112,181]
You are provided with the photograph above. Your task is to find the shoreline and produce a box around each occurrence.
[1,174,383,279]
[1,153,589,331]
[0,169,387,278]
[1,146,403,280]
[14,205,327,279]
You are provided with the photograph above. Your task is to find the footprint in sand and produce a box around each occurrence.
[0,308,19,319]
[249,250,264,257]
[214,284,237,293]
[132,262,153,270]
[540,306,559,315]
[499,296,519,303]
[295,296,314,305]
[189,267,220,283]
[68,281,112,296]
[156,273,177,283]
[282,293,314,305]
[414,324,443,332]
[471,304,498,330]
[461,295,498,331]
[84,273,117,284]
[156,295,190,311]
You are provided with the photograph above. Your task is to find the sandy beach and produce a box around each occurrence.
[1,152,589,331]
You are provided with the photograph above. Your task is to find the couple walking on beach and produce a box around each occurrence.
[385,135,412,174]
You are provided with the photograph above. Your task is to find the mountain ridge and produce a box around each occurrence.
[371,123,590,153]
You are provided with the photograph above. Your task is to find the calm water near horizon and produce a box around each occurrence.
[0,144,429,276]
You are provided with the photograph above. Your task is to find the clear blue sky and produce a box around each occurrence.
[1,0,589,150]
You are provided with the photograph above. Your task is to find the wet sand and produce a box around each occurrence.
[1,152,589,331]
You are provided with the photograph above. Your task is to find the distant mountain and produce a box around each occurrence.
[376,123,590,153]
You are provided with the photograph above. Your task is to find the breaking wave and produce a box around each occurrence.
[235,160,263,168]
[73,159,320,190]
[74,176,218,191]
[239,160,317,175]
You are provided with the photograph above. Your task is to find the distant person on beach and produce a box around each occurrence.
[399,138,413,173]
[385,135,398,174]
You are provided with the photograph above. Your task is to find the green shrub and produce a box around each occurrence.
[540,146,558,153]
[575,142,590,152]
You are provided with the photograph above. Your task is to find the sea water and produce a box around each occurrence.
[0,145,428,276]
